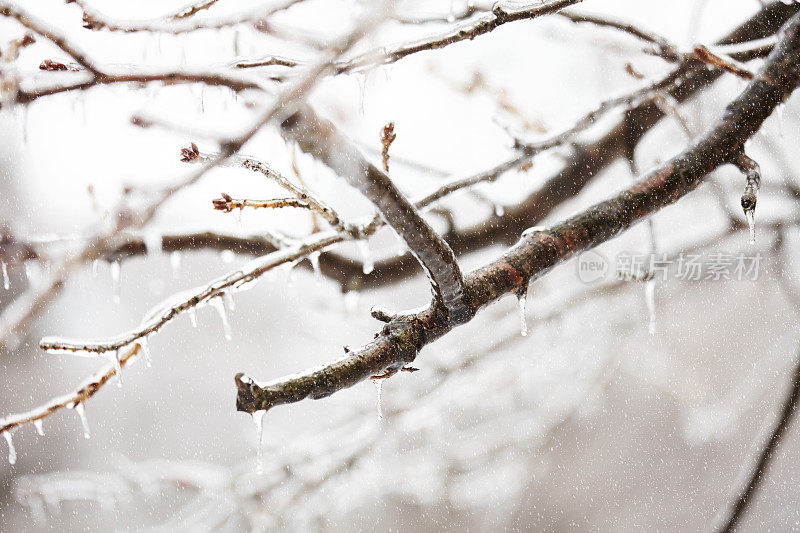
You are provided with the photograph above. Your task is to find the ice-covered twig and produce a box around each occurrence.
[182,145,361,238]
[0,344,140,436]
[281,104,471,324]
[559,10,680,61]
[236,9,800,415]
[211,193,313,213]
[694,44,755,80]
[71,0,305,34]
[0,4,100,75]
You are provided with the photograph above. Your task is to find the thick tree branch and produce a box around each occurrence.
[235,10,800,415]
[280,104,471,324]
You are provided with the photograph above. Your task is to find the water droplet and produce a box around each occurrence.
[219,250,235,264]
[33,419,44,436]
[3,431,16,464]
[745,210,756,244]
[188,307,198,328]
[252,409,266,474]
[92,259,100,277]
[110,261,121,304]
[2,262,9,290]
[645,279,656,335]
[170,251,182,278]
[494,203,505,217]
[210,297,232,341]
[517,288,528,337]
[357,240,374,275]
[373,379,384,421]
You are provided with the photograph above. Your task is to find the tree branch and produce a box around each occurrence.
[280,104,470,324]
[235,9,800,415]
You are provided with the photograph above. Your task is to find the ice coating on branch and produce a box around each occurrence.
[645,279,657,335]
[3,431,16,465]
[170,251,182,278]
[33,419,44,436]
[373,379,384,421]
[71,403,91,439]
[252,409,266,474]
[357,240,374,275]
[517,288,528,337]
[110,261,121,304]
[210,297,232,341]
[2,261,9,290]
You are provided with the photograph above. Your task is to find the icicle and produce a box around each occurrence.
[92,259,100,277]
[344,291,360,314]
[3,431,16,465]
[143,230,163,255]
[309,252,322,285]
[373,380,384,421]
[357,240,374,275]
[517,288,528,337]
[140,336,152,368]
[105,350,124,387]
[645,279,657,335]
[357,73,367,114]
[188,307,198,328]
[746,210,756,244]
[252,409,266,474]
[219,250,235,264]
[71,403,91,439]
[223,290,235,312]
[2,261,9,290]
[110,261,121,305]
[33,419,44,436]
[494,203,505,217]
[235,208,243,230]
[210,297,232,341]
[170,251,182,278]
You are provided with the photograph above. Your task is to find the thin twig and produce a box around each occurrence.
[716,345,800,533]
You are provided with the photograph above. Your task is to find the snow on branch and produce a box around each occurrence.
[235,10,800,416]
